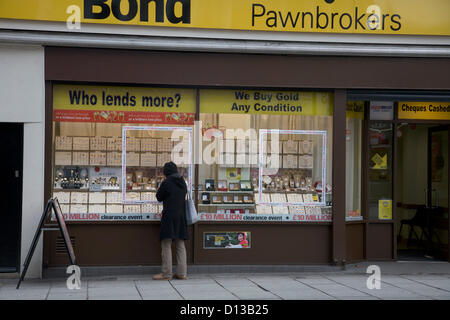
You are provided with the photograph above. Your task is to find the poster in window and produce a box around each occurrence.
[204,232,251,249]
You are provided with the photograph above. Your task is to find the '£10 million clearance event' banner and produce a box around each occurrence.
[53,84,196,125]
[0,0,449,36]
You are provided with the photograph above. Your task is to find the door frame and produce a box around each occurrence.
[0,123,23,272]
[392,121,450,262]
[427,125,450,261]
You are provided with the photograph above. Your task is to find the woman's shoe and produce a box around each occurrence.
[173,274,187,280]
[153,273,171,280]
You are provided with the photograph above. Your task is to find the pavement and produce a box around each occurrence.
[1,261,450,300]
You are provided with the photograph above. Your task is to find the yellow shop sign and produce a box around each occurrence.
[200,89,333,116]
[0,0,449,36]
[53,84,196,113]
[398,102,450,120]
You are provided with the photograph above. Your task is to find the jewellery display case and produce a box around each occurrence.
[52,126,193,221]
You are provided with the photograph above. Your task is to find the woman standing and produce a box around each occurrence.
[153,161,189,280]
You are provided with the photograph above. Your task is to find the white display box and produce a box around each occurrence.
[54,151,72,165]
[126,152,140,166]
[106,204,123,214]
[90,152,106,166]
[107,152,122,166]
[272,206,288,214]
[124,205,141,213]
[299,140,313,154]
[140,138,157,151]
[140,152,157,167]
[282,155,298,169]
[89,192,106,203]
[126,137,141,152]
[88,204,105,214]
[289,206,306,214]
[72,152,89,165]
[70,192,88,204]
[298,155,313,169]
[106,192,122,204]
[256,205,272,214]
[303,194,315,203]
[60,204,70,214]
[141,203,159,213]
[270,193,287,203]
[90,137,107,151]
[72,137,90,150]
[157,153,171,167]
[282,140,298,154]
[125,192,141,201]
[53,192,71,204]
[107,137,122,151]
[157,139,173,152]
[70,204,87,213]
[287,193,304,203]
[55,136,72,151]
[141,192,157,201]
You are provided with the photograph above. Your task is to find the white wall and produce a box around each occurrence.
[0,45,45,278]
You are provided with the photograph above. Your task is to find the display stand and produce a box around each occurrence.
[16,197,76,289]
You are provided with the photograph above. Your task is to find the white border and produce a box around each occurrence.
[258,129,327,207]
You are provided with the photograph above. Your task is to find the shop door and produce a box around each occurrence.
[0,123,23,272]
[427,126,449,261]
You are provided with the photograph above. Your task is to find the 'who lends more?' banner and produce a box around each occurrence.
[53,84,196,125]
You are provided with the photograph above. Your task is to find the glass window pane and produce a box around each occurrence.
[368,122,393,220]
[346,102,363,220]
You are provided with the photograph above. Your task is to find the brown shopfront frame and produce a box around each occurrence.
[43,47,450,267]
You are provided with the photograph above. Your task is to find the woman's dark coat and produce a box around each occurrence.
[156,173,189,240]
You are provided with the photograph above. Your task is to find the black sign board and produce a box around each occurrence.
[16,197,76,289]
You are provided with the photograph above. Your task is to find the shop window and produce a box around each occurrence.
[52,84,195,222]
[197,89,333,222]
[346,101,364,221]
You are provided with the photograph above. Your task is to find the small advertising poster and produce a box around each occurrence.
[226,168,241,180]
[204,232,251,249]
[89,167,122,191]
[378,199,392,220]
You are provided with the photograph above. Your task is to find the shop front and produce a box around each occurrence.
[39,47,450,268]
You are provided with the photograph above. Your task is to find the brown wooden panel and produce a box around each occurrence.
[367,223,393,260]
[346,223,365,262]
[46,225,194,267]
[45,47,450,90]
[195,225,332,264]
[333,90,347,263]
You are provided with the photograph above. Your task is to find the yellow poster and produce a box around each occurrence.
[226,168,241,180]
[398,102,450,120]
[0,0,449,36]
[371,153,387,170]
[346,101,365,120]
[200,89,333,116]
[54,84,196,113]
[378,200,392,220]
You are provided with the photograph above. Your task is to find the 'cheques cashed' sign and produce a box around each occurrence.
[0,0,449,36]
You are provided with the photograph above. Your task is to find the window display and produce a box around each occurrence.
[52,84,195,221]
[198,89,333,222]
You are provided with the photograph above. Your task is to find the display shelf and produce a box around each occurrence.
[197,190,255,194]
